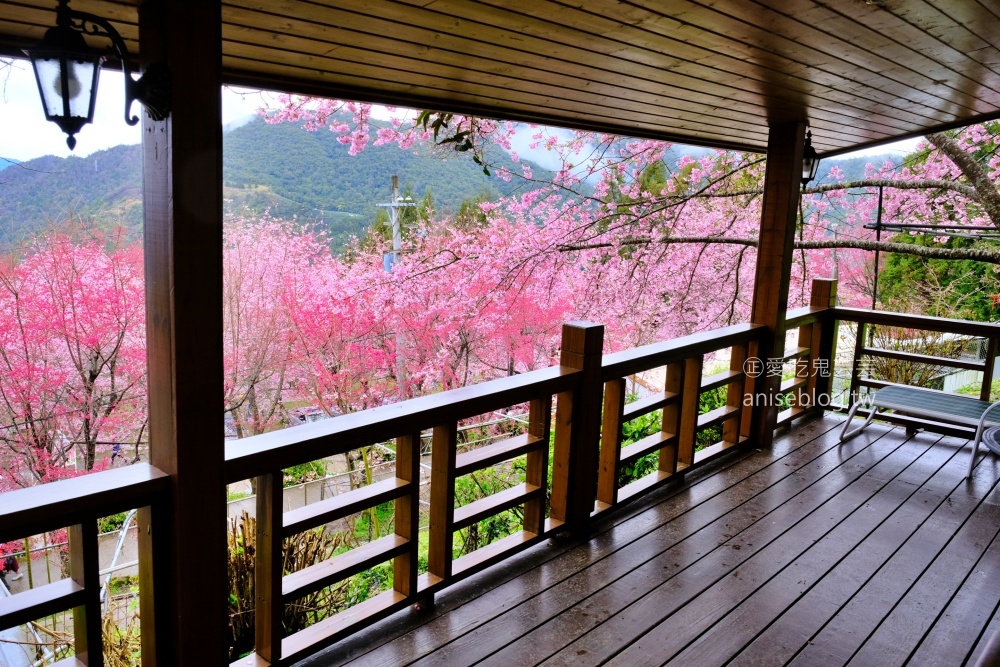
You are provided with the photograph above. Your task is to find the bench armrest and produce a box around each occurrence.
[978,399,1000,430]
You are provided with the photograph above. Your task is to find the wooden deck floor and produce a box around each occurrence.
[298,415,1000,667]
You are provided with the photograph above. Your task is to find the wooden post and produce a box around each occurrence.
[137,0,227,664]
[427,422,457,590]
[524,397,552,535]
[810,278,838,412]
[550,322,604,534]
[393,433,421,599]
[981,337,998,403]
[597,379,626,508]
[69,521,102,666]
[749,121,807,448]
[724,344,748,445]
[254,473,284,663]
[678,355,703,468]
[659,362,683,474]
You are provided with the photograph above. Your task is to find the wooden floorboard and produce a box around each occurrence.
[297,415,1000,667]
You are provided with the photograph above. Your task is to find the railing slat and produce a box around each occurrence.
[428,422,457,584]
[524,397,552,537]
[598,379,626,507]
[69,520,102,667]
[393,433,421,600]
[0,579,84,631]
[282,535,409,603]
[452,529,541,577]
[454,433,545,477]
[622,390,679,421]
[255,472,284,664]
[282,477,410,537]
[620,432,678,468]
[697,405,739,431]
[280,589,409,665]
[701,369,743,392]
[860,346,986,371]
[452,483,543,532]
[660,362,683,475]
[678,356,702,467]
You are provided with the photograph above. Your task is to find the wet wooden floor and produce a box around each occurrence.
[297,415,1000,667]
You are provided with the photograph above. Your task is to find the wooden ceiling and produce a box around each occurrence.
[3,0,1000,156]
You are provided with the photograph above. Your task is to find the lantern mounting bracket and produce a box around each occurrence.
[62,1,171,125]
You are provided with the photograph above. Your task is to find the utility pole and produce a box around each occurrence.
[377,175,417,396]
[377,175,416,271]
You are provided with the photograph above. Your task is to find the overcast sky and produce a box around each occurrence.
[1,56,918,167]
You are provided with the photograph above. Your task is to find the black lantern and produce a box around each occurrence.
[802,130,820,186]
[25,0,170,150]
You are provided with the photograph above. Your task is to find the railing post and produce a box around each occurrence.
[69,520,102,666]
[809,278,838,412]
[427,422,457,597]
[550,322,604,535]
[254,472,284,663]
[393,433,421,601]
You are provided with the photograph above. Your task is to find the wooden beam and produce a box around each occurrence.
[138,0,226,664]
[749,121,807,448]
[550,321,604,534]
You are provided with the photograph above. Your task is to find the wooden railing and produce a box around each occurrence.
[21,279,1000,667]
[596,323,763,510]
[834,306,1000,432]
[0,464,169,667]
[224,336,586,666]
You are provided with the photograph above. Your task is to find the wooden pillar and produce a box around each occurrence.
[137,1,227,664]
[749,122,807,448]
[550,322,604,534]
[810,278,838,412]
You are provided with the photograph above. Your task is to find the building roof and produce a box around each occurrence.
[3,0,1000,156]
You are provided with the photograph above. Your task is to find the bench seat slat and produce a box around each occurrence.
[873,385,1000,426]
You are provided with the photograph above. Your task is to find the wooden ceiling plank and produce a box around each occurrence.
[449,0,969,122]
[222,25,786,141]
[222,0,922,135]
[222,17,887,144]
[222,39,775,147]
[282,0,939,132]
[787,0,1000,113]
[221,54,782,149]
[911,0,1000,70]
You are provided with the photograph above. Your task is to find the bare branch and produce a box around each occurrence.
[557,236,1000,263]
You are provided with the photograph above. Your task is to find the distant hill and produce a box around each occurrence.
[0,117,550,250]
[0,157,20,171]
[819,154,902,184]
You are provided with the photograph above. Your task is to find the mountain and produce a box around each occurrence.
[819,154,902,184]
[0,117,550,250]
[0,157,20,171]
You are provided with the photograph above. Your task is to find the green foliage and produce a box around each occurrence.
[697,385,728,449]
[879,234,1000,321]
[617,407,663,487]
[283,460,328,486]
[958,378,1000,401]
[0,117,551,253]
[98,512,130,534]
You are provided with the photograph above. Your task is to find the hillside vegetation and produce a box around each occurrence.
[0,116,549,249]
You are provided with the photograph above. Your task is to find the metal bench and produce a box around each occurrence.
[840,384,1000,478]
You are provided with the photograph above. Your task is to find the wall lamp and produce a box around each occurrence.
[25,0,170,150]
[802,130,820,186]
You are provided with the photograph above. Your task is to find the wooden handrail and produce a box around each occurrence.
[225,364,581,483]
[600,323,765,380]
[834,307,1000,338]
[0,463,169,665]
[0,463,169,545]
